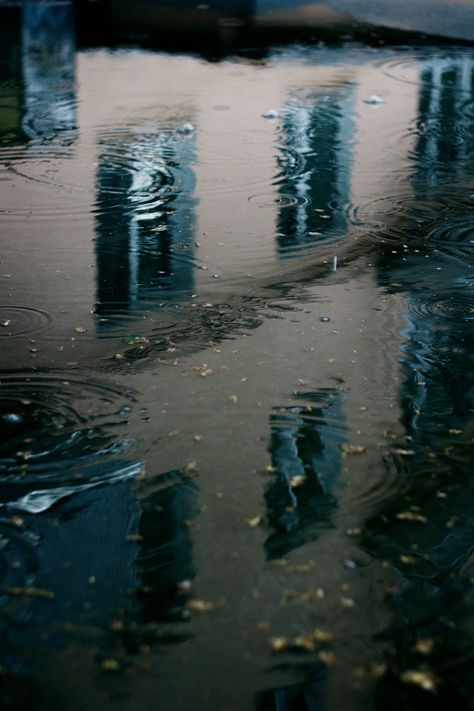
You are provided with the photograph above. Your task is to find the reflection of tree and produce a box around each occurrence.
[363,56,474,709]
[264,390,345,559]
[276,88,354,258]
[95,130,197,332]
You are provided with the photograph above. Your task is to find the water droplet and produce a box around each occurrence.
[262,110,280,119]
[364,95,385,105]
[2,413,23,425]
[178,123,195,134]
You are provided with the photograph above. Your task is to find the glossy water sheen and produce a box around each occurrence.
[0,5,473,711]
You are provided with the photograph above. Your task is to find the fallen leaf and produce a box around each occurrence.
[341,443,366,455]
[4,586,54,600]
[396,512,427,523]
[246,516,262,528]
[186,599,215,613]
[401,670,439,693]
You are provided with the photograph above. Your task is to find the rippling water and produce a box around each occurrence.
[0,4,473,710]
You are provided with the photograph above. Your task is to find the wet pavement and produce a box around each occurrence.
[0,3,473,710]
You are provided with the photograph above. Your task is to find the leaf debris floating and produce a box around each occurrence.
[341,443,366,455]
[186,599,215,613]
[3,586,55,600]
[401,670,439,693]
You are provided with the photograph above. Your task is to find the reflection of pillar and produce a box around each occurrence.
[0,472,198,677]
[95,129,197,331]
[0,10,22,144]
[20,2,76,141]
[363,56,474,705]
[134,476,198,624]
[276,87,354,257]
[412,56,474,195]
[257,660,328,711]
[264,390,345,559]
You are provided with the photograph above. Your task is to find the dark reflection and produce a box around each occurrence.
[0,470,198,681]
[74,0,438,59]
[78,0,255,53]
[20,3,76,142]
[95,128,197,333]
[0,2,76,146]
[0,10,22,146]
[412,57,474,193]
[134,474,198,625]
[276,89,354,258]
[264,389,345,559]
[362,56,474,710]
[257,662,328,711]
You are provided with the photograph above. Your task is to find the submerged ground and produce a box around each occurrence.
[0,4,473,710]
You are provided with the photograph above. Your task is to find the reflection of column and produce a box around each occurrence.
[95,129,197,332]
[0,11,22,144]
[0,472,198,677]
[264,390,345,559]
[412,57,474,194]
[20,2,76,141]
[276,87,354,257]
[134,476,198,624]
[363,56,474,705]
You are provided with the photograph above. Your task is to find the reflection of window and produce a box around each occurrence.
[413,57,474,193]
[276,88,354,257]
[95,129,196,331]
[264,389,345,559]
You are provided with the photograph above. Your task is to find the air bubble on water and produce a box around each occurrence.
[178,123,195,134]
[262,110,280,120]
[2,413,23,425]
[364,95,385,105]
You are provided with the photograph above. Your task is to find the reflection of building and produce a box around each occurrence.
[276,87,354,257]
[0,2,76,145]
[134,475,198,624]
[361,55,474,706]
[95,129,197,332]
[0,472,198,678]
[21,3,76,141]
[265,389,345,559]
[412,56,474,195]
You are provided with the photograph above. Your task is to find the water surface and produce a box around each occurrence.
[0,5,473,710]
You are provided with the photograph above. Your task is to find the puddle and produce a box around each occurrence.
[0,2,473,710]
